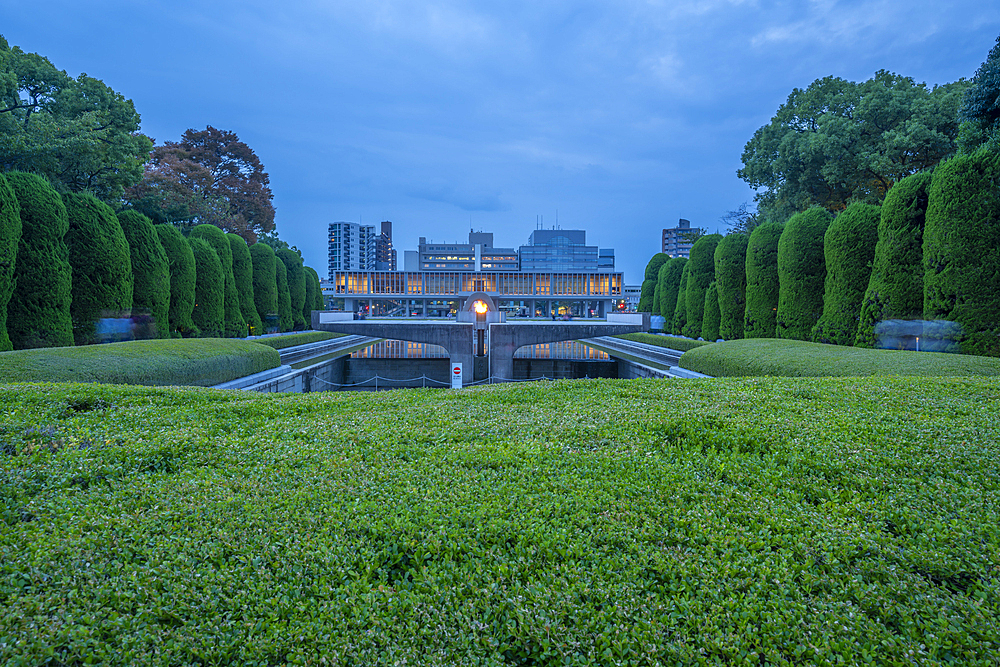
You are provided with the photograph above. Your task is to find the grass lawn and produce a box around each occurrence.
[614,332,710,352]
[1,378,997,664]
[251,331,343,349]
[680,338,1000,377]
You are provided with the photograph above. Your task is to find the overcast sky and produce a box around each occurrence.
[3,1,998,282]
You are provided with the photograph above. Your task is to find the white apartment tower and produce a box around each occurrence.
[328,222,375,279]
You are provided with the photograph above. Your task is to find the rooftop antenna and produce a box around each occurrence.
[556,209,559,229]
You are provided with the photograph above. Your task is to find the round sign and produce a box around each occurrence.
[452,366,461,375]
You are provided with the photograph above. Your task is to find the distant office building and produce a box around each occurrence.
[623,285,642,312]
[417,231,519,272]
[375,220,397,271]
[518,229,614,272]
[662,219,697,258]
[328,222,375,279]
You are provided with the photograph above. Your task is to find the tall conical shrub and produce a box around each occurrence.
[856,172,932,347]
[63,192,133,345]
[5,172,73,349]
[714,233,748,340]
[275,255,294,332]
[118,210,170,339]
[250,242,279,333]
[188,236,224,338]
[657,257,686,321]
[229,234,263,336]
[639,253,670,312]
[276,248,306,330]
[683,234,723,339]
[776,208,832,340]
[924,149,1000,356]
[190,224,245,337]
[811,203,880,346]
[155,224,198,337]
[671,262,690,335]
[305,265,324,312]
[744,221,784,338]
[302,265,318,327]
[702,281,721,342]
[0,173,21,351]
[638,279,657,313]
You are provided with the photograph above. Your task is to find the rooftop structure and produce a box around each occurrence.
[518,229,614,272]
[662,219,697,258]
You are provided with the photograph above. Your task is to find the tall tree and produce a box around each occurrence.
[958,34,1000,153]
[776,208,832,340]
[188,237,224,338]
[638,253,669,312]
[155,224,198,337]
[656,257,687,323]
[228,233,263,336]
[683,234,723,339]
[125,126,275,243]
[739,71,968,220]
[276,248,306,331]
[249,242,278,333]
[714,233,748,340]
[190,224,245,337]
[0,172,20,351]
[0,36,151,201]
[117,210,170,339]
[275,256,294,333]
[744,221,784,338]
[671,262,690,335]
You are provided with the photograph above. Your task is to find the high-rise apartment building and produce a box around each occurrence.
[328,222,375,279]
[518,229,614,272]
[375,220,397,271]
[662,219,697,258]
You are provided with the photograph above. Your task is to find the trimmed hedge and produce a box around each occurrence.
[776,208,832,340]
[62,193,134,346]
[303,265,319,326]
[118,210,171,340]
[1,378,998,663]
[702,281,721,341]
[0,339,280,386]
[305,265,324,312]
[637,279,657,313]
[250,242,279,333]
[5,172,73,349]
[277,249,306,331]
[656,257,686,322]
[924,148,1000,356]
[743,221,784,338]
[680,337,1000,378]
[682,234,722,339]
[154,224,198,338]
[856,172,932,347]
[274,254,294,333]
[639,253,669,312]
[252,331,341,349]
[0,174,21,351]
[811,203,880,346]
[714,233,748,340]
[613,332,710,352]
[643,252,670,280]
[671,262,689,335]
[190,224,246,338]
[188,236,224,339]
[229,234,263,336]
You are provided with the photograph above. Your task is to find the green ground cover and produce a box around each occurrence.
[680,338,1000,378]
[1,378,997,664]
[615,332,709,352]
[252,331,341,349]
[0,339,279,386]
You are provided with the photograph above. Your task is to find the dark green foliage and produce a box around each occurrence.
[744,222,784,338]
[154,224,197,337]
[253,331,340,349]
[811,203,880,346]
[650,283,661,316]
[856,173,933,347]
[274,251,294,333]
[776,208,832,340]
[656,258,686,322]
[637,279,657,312]
[643,252,670,280]
[187,237,224,338]
[924,149,1000,356]
[249,243,278,333]
[683,234,723,339]
[714,234,748,340]
[958,34,1000,153]
[228,234,263,336]
[702,281,721,341]
[613,332,710,352]
[305,265,324,312]
[302,266,318,327]
[62,192,134,345]
[276,249,306,331]
[0,173,20,351]
[671,262,690,335]
[7,172,74,349]
[117,210,170,340]
[190,224,245,337]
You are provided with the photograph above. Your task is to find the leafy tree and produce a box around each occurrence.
[856,172,932,347]
[5,172,73,348]
[811,203,880,346]
[739,71,968,220]
[155,224,197,337]
[744,221,784,338]
[304,265,324,313]
[671,262,690,335]
[249,242,278,333]
[924,149,1000,356]
[0,36,151,201]
[657,257,687,323]
[958,34,1000,153]
[776,208,832,340]
[62,193,133,344]
[0,172,20,350]
[125,126,275,243]
[228,233,263,336]
[190,224,245,337]
[188,236,224,338]
[683,234,722,339]
[275,256,294,333]
[720,202,761,236]
[714,233,748,340]
[644,253,669,280]
[702,282,721,342]
[276,248,306,331]
[116,210,170,339]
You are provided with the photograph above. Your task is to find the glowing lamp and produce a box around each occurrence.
[474,300,488,314]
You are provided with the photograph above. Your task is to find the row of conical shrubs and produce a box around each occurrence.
[639,147,1000,357]
[0,172,324,350]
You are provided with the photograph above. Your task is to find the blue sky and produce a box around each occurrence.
[3,1,998,282]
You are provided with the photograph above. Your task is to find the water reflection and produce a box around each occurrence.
[351,340,609,360]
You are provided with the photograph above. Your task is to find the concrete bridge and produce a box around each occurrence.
[310,310,644,384]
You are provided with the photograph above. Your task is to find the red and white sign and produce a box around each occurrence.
[451,362,463,389]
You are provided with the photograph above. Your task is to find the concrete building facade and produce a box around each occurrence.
[415,231,519,272]
[328,222,375,278]
[518,229,614,272]
[375,220,397,271]
[662,218,697,258]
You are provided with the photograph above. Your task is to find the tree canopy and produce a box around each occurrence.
[125,126,275,243]
[0,36,151,201]
[958,33,1000,153]
[739,70,968,220]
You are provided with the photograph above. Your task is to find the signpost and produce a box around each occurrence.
[451,362,462,389]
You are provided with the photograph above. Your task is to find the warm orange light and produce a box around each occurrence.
[474,300,488,314]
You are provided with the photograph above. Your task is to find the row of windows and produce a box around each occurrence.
[332,271,623,296]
